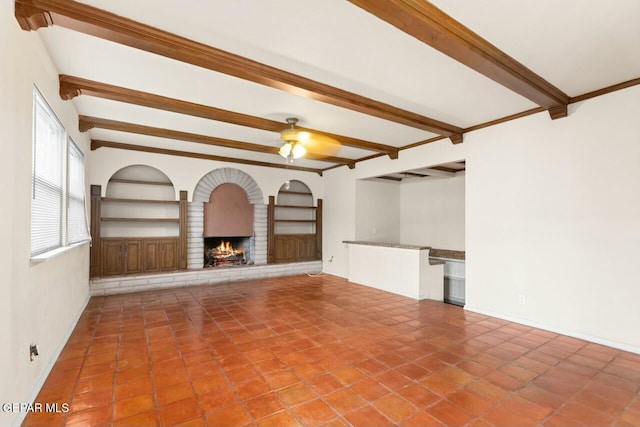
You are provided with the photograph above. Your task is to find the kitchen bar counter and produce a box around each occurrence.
[342,240,431,250]
[430,248,465,260]
[342,241,465,260]
[342,241,444,301]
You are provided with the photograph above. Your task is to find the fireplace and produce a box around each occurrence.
[204,237,251,267]
[189,168,268,270]
[201,183,255,268]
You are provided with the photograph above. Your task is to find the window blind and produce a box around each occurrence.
[31,89,65,256]
[67,139,90,244]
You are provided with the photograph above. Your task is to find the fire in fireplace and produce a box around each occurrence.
[204,237,249,267]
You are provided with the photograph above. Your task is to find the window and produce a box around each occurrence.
[31,89,65,255]
[31,88,90,258]
[67,138,90,244]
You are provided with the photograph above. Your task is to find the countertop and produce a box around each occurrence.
[342,241,431,250]
[430,248,466,260]
[342,241,465,260]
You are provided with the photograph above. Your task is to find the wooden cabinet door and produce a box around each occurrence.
[301,235,316,260]
[99,238,177,276]
[159,239,178,271]
[101,240,123,276]
[287,236,300,261]
[143,240,161,273]
[124,240,143,274]
[273,235,319,263]
[274,236,287,263]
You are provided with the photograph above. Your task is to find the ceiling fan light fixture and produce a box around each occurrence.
[292,143,306,158]
[278,116,339,162]
[280,128,297,142]
[279,141,306,161]
[279,118,307,162]
[278,142,292,158]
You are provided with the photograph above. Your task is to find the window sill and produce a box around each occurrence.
[30,240,90,265]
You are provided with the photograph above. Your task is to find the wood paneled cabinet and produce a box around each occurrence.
[101,239,142,276]
[143,239,178,272]
[101,238,178,277]
[89,180,188,278]
[274,234,317,263]
[267,183,322,264]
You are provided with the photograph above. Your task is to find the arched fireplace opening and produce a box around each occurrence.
[188,168,267,270]
[203,183,253,268]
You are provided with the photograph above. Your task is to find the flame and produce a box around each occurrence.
[210,241,245,258]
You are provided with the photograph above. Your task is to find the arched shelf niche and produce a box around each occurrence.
[275,180,315,235]
[91,164,184,278]
[102,165,178,238]
[268,180,321,263]
[106,164,175,200]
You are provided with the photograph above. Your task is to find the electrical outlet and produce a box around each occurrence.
[328,256,333,263]
[30,344,39,361]
[518,294,526,305]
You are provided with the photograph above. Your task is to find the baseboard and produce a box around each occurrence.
[12,294,90,427]
[464,305,640,355]
[321,266,348,279]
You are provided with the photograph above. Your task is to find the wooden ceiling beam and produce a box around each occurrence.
[79,116,355,167]
[91,140,323,175]
[60,74,396,159]
[403,172,428,178]
[377,176,402,182]
[15,0,463,143]
[348,0,570,119]
[416,168,456,178]
[429,165,462,174]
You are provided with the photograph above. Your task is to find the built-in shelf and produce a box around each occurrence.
[275,205,316,209]
[101,217,180,222]
[109,178,173,186]
[278,190,313,196]
[91,165,188,278]
[102,197,179,204]
[268,181,321,264]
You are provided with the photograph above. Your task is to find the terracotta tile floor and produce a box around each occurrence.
[23,274,640,426]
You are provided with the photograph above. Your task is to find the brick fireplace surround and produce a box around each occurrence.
[189,168,267,269]
[90,168,321,295]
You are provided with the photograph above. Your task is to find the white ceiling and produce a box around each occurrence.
[34,0,640,171]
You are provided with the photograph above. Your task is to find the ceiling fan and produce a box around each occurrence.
[278,117,342,162]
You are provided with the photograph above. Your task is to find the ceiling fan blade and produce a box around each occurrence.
[302,132,342,157]
[280,117,342,158]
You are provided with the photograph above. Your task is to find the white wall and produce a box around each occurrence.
[355,179,400,242]
[400,174,465,249]
[322,167,356,277]
[1,7,91,426]
[464,87,640,352]
[88,148,323,205]
[324,85,640,352]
